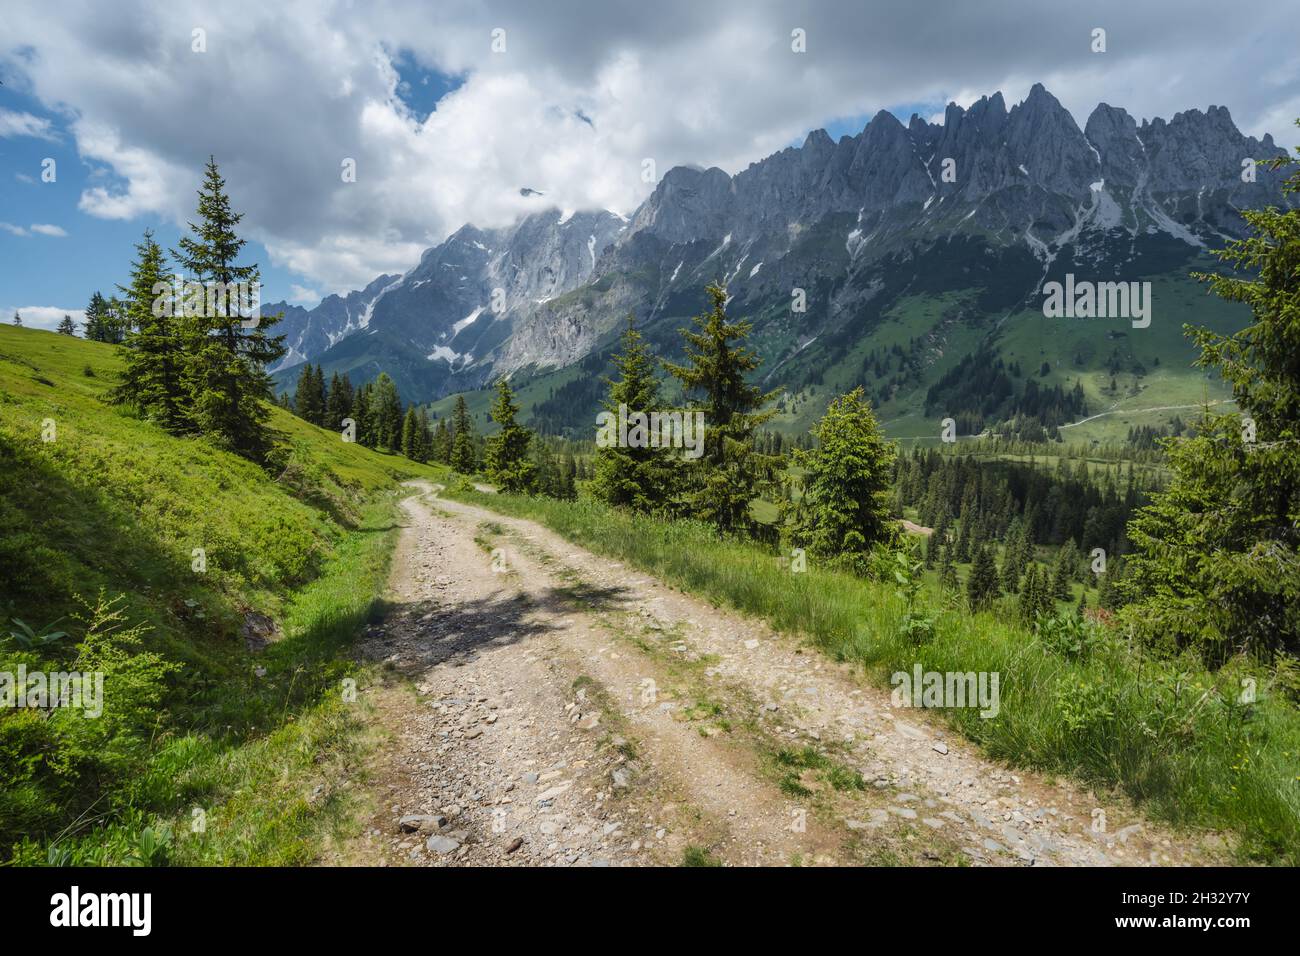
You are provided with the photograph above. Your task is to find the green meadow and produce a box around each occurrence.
[0,324,445,864]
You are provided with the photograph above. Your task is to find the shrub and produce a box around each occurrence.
[1036,611,1102,661]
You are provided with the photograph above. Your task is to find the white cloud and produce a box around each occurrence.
[2,0,1297,295]
[74,120,192,221]
[6,306,81,331]
[0,107,57,140]
[0,222,67,237]
[288,284,322,303]
[269,235,429,294]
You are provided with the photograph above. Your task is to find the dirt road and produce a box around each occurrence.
[337,484,1226,867]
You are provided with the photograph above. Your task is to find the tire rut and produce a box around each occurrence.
[341,484,1226,867]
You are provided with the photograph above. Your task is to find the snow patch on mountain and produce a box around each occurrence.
[427,345,465,364]
[452,306,484,336]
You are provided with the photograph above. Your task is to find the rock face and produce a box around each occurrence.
[264,273,400,373]
[273,208,626,402]
[274,85,1293,403]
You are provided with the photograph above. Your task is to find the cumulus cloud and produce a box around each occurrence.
[0,222,65,236]
[289,284,322,303]
[5,305,81,331]
[3,0,1298,292]
[0,107,57,140]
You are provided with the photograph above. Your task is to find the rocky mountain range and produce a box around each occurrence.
[268,272,400,373]
[268,84,1292,423]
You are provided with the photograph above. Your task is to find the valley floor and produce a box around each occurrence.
[332,484,1228,867]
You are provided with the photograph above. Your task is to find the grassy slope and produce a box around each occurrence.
[428,264,1246,446]
[0,325,445,864]
[789,270,1243,439]
[446,486,1300,864]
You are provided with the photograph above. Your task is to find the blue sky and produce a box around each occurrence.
[816,101,945,145]
[391,53,464,123]
[1,83,321,326]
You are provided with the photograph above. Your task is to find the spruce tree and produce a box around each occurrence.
[115,230,188,431]
[416,408,433,463]
[313,365,327,423]
[663,283,782,534]
[787,387,896,565]
[294,363,324,424]
[938,544,959,593]
[1001,549,1021,594]
[353,384,372,446]
[1018,565,1041,623]
[967,544,1001,612]
[400,406,420,459]
[10,311,19,327]
[83,293,111,341]
[590,315,676,511]
[326,372,353,430]
[173,157,284,461]
[560,452,578,499]
[484,378,536,493]
[433,418,452,465]
[104,295,128,343]
[1097,566,1121,611]
[1019,563,1056,624]
[370,373,403,450]
[534,440,561,497]
[954,506,973,563]
[1051,539,1078,601]
[1123,131,1300,661]
[324,371,341,427]
[56,315,77,336]
[450,395,476,473]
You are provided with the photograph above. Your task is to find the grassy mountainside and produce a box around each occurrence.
[429,252,1246,445]
[0,324,443,864]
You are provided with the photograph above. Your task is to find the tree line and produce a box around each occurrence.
[924,347,1089,440]
[895,450,1147,558]
[282,364,437,463]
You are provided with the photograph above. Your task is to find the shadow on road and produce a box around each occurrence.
[363,579,634,674]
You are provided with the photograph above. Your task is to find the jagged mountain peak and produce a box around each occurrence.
[802,128,834,151]
[274,84,1295,405]
[266,272,401,373]
[1021,81,1057,108]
